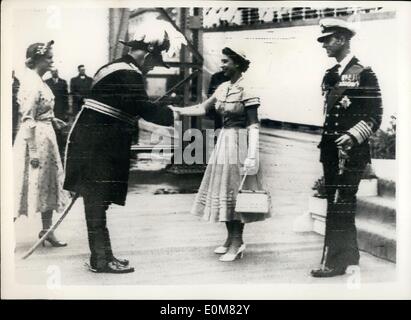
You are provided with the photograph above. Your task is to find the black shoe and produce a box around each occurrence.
[310,266,346,278]
[111,257,129,267]
[88,261,134,274]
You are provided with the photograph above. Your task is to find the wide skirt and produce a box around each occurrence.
[191,127,271,223]
[14,121,69,217]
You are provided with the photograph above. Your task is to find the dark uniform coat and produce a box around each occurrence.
[64,55,174,205]
[319,56,382,164]
[319,56,383,269]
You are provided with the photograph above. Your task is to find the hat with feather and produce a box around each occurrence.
[120,17,187,68]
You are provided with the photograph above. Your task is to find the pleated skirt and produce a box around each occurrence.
[191,127,271,223]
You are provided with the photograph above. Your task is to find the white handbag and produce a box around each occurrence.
[235,170,271,214]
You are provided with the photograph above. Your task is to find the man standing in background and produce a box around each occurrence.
[70,64,92,116]
[46,68,69,158]
[46,68,69,121]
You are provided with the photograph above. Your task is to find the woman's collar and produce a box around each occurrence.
[229,75,244,87]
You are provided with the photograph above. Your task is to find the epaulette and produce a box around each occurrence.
[347,64,365,76]
[354,60,372,71]
[91,62,141,88]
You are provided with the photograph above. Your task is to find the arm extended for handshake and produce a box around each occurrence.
[170,98,260,174]
[169,95,216,117]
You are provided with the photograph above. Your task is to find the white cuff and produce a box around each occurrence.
[243,97,260,107]
[247,126,259,159]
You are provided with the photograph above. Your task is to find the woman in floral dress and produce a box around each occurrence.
[14,41,69,247]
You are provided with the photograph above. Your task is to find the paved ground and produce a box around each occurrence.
[13,128,396,287]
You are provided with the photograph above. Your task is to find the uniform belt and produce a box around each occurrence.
[82,99,137,126]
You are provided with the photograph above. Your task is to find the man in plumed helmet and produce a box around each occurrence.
[311,18,383,277]
[64,17,186,273]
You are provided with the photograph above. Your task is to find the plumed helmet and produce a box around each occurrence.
[120,16,187,68]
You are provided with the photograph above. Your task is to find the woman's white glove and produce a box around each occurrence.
[244,125,259,175]
[168,104,206,117]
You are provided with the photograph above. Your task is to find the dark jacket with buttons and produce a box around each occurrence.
[319,57,382,163]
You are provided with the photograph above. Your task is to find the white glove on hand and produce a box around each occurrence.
[244,124,259,175]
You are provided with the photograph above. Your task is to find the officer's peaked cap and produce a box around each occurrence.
[317,18,356,42]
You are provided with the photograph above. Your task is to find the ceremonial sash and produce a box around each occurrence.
[83,99,138,126]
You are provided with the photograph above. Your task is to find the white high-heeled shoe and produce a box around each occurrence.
[214,246,229,254]
[219,244,246,262]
